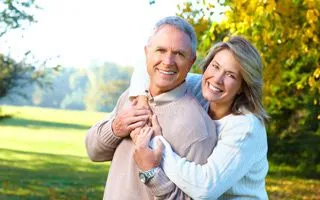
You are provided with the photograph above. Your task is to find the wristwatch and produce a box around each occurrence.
[139,167,157,184]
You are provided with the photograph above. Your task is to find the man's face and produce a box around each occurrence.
[145,25,196,96]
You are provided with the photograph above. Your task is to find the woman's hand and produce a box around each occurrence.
[131,114,162,143]
[133,127,164,171]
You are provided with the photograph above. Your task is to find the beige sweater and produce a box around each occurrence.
[85,84,217,200]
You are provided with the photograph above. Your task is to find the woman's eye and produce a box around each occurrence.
[226,72,236,79]
[212,64,219,70]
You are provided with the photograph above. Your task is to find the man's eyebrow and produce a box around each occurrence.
[173,49,187,55]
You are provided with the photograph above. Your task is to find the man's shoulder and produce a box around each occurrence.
[169,94,211,124]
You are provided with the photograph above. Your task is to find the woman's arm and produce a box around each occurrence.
[157,115,268,199]
[129,66,149,98]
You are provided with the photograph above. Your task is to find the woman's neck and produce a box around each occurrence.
[208,102,232,120]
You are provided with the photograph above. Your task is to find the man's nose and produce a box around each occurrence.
[162,53,175,66]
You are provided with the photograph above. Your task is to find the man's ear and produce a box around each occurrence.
[192,55,197,64]
[189,54,197,71]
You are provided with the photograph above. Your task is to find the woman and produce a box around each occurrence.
[131,36,269,199]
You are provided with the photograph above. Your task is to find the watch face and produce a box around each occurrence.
[139,172,146,183]
[139,168,156,184]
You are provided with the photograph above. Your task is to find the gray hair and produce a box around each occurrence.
[148,16,197,55]
[202,36,269,123]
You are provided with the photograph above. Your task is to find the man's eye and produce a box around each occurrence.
[156,49,165,53]
[177,52,185,57]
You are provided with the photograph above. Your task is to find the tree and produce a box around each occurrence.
[178,0,320,174]
[0,0,37,37]
[0,0,53,105]
[83,62,132,112]
[0,54,50,99]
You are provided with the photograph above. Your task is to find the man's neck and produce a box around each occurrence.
[149,87,166,97]
[149,81,186,97]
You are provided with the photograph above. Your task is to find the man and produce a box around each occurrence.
[85,16,217,200]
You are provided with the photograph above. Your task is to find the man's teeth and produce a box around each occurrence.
[209,83,222,92]
[159,69,175,75]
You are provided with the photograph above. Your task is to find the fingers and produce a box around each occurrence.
[131,98,138,106]
[127,114,149,124]
[135,127,153,148]
[133,109,152,117]
[130,127,141,144]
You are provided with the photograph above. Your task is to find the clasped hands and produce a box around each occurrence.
[111,97,164,171]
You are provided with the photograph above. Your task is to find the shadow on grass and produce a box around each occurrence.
[0,148,109,200]
[0,118,90,130]
[0,114,13,121]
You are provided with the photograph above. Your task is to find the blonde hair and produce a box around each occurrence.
[201,36,269,123]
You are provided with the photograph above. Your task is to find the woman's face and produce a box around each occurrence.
[202,49,243,107]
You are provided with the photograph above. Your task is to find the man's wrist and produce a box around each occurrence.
[111,119,123,138]
[139,167,159,184]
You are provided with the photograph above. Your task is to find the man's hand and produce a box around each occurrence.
[133,127,164,171]
[112,100,152,138]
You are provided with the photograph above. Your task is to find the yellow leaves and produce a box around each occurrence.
[296,83,304,90]
[304,0,318,8]
[308,67,320,91]
[313,67,320,79]
[256,6,265,16]
[306,9,319,24]
[266,0,276,13]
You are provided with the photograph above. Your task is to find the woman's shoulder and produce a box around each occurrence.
[219,113,265,136]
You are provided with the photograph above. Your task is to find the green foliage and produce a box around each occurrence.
[83,62,132,111]
[0,0,37,37]
[177,0,320,172]
[0,0,53,102]
[0,54,52,100]
[1,105,320,199]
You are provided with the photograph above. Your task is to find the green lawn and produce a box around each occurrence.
[0,106,319,199]
[0,106,109,199]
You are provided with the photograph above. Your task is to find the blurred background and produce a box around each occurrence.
[0,0,319,199]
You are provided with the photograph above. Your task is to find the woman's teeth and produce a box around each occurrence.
[209,83,222,92]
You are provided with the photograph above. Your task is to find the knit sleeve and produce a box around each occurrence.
[159,115,268,199]
[85,89,129,162]
[146,167,192,200]
[142,138,193,200]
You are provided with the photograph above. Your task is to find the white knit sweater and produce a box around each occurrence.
[130,71,269,199]
[151,113,268,199]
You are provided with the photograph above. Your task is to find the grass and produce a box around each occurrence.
[0,105,319,199]
[0,106,108,199]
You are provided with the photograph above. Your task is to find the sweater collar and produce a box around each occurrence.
[147,82,187,105]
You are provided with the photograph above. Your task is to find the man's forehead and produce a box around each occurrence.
[148,25,192,49]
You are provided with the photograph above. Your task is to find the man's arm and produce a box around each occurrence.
[85,89,151,162]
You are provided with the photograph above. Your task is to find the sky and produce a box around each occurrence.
[0,0,181,69]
